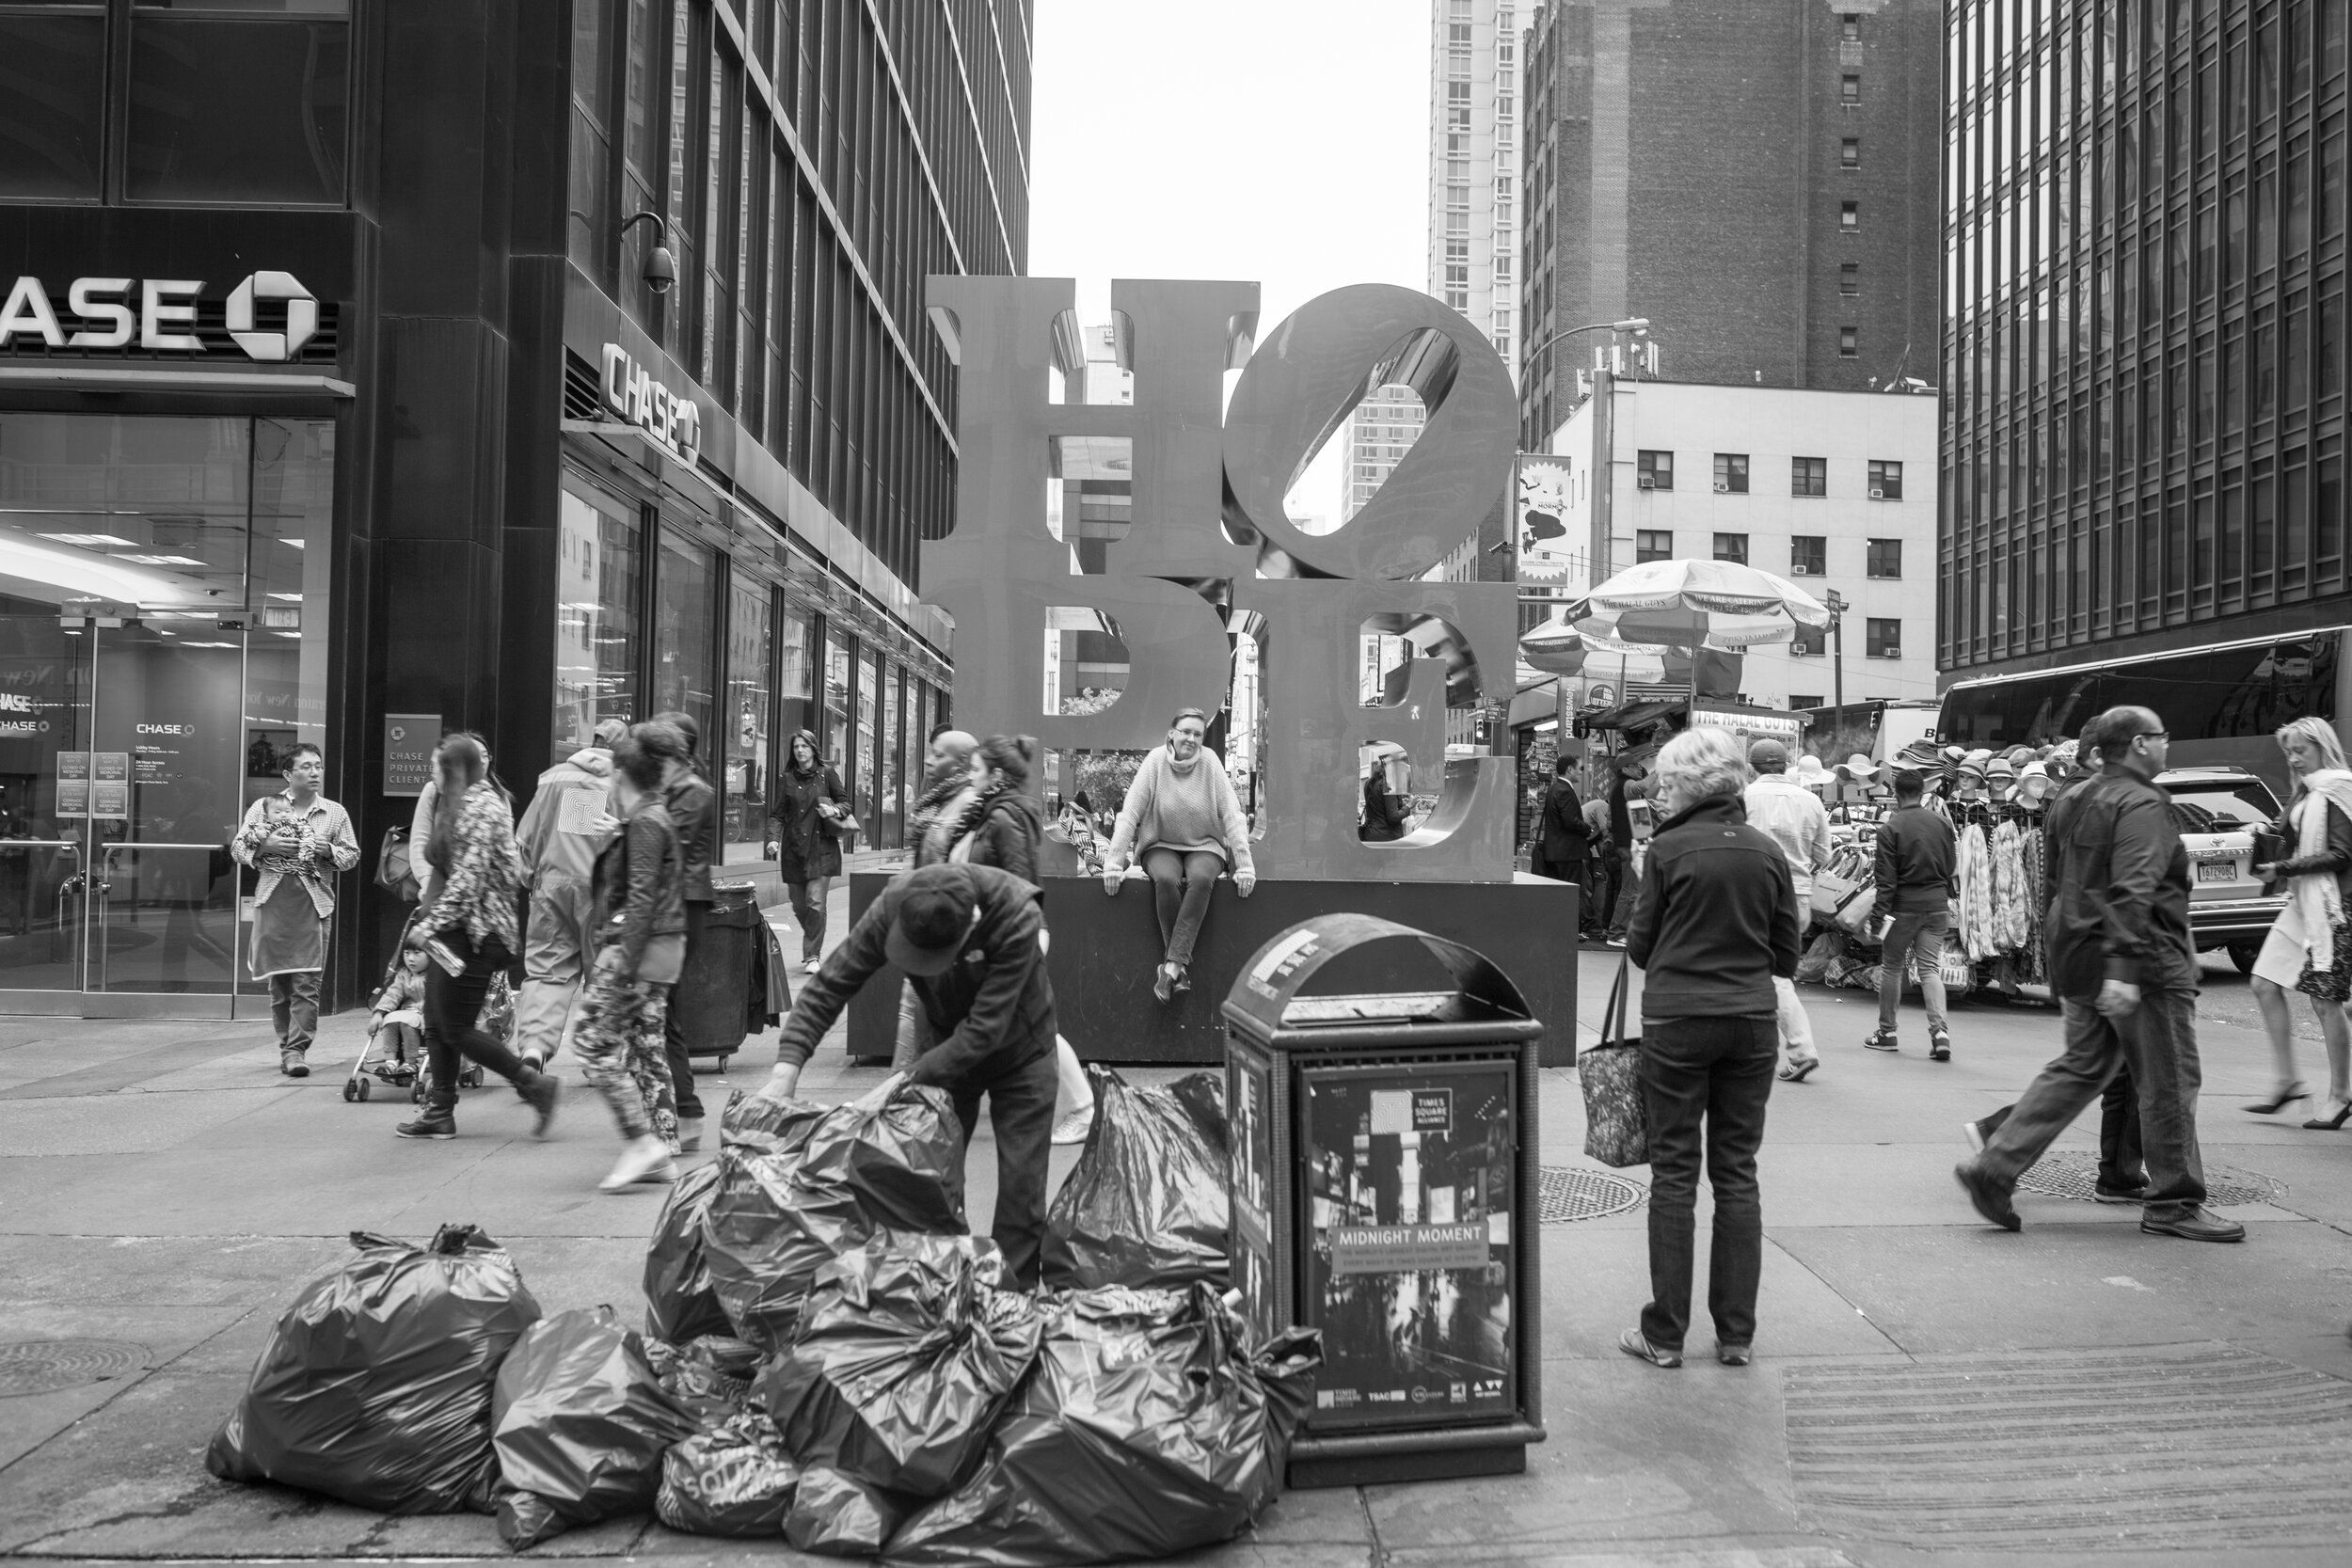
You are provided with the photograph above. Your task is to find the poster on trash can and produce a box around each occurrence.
[1298,1059,1516,1432]
[1225,1049,1277,1344]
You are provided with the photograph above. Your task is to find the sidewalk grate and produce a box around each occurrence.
[0,1338,150,1398]
[1538,1165,1646,1224]
[2017,1149,2285,1207]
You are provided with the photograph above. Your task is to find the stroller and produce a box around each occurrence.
[341,910,496,1103]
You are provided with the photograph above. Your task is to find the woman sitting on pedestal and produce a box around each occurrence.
[1101,706,1257,1003]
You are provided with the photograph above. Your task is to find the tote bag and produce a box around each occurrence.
[1579,955,1650,1168]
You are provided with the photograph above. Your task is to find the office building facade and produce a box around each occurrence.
[0,0,1025,1016]
[1342,384,1429,523]
[1431,0,1523,374]
[1940,0,2352,713]
[1518,0,1941,445]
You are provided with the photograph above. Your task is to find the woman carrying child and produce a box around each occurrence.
[574,724,691,1191]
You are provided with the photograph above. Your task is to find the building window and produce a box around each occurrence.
[1793,456,1828,496]
[1868,458,1904,499]
[1791,625,1827,656]
[1636,530,1674,562]
[1788,693,1824,710]
[1840,200,1860,230]
[1713,452,1749,492]
[1839,325,1859,356]
[1866,538,1902,578]
[1445,264,1470,286]
[1446,238,1470,261]
[1712,532,1749,564]
[1840,137,1860,169]
[1840,73,1861,105]
[1496,94,1514,119]
[1789,535,1827,576]
[0,11,104,198]
[126,4,354,203]
[1637,450,1674,489]
[1840,13,1860,40]
[1866,617,1903,658]
[1494,255,1513,280]
[1839,262,1860,294]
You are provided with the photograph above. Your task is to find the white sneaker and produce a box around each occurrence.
[1051,1105,1095,1147]
[803,958,822,974]
[599,1135,678,1192]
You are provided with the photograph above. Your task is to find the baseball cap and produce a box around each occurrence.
[1748,738,1788,770]
[884,864,978,976]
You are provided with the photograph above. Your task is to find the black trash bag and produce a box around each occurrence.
[1042,1067,1231,1290]
[757,1232,1039,1501]
[720,1086,829,1156]
[655,1411,802,1538]
[787,1465,914,1557]
[706,1087,968,1351]
[205,1225,541,1514]
[885,1285,1324,1566]
[649,1333,763,1424]
[489,1306,702,1548]
[644,1160,732,1344]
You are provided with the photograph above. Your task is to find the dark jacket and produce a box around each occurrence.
[663,768,717,905]
[956,793,1044,886]
[2042,765,2198,999]
[1538,777,1588,863]
[770,743,849,883]
[1873,804,1959,915]
[1360,776,1406,843]
[775,863,1054,1088]
[590,798,686,980]
[2270,791,2352,904]
[1608,773,1635,849]
[1626,793,1800,1021]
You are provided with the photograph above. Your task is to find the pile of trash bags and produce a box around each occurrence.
[208,1078,1317,1561]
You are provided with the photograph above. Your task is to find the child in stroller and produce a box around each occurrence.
[364,938,429,1085]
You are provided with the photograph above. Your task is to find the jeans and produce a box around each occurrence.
[1876,909,1950,1032]
[947,1046,1059,1290]
[1143,847,1221,966]
[1603,845,1635,939]
[1774,908,1816,1062]
[572,965,677,1145]
[421,930,527,1110]
[1975,1066,2143,1189]
[660,900,708,1121]
[514,870,595,1068]
[785,875,829,961]
[1638,1014,1777,1352]
[268,970,321,1053]
[1980,991,2207,1217]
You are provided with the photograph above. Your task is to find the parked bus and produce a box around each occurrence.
[1934,629,2349,796]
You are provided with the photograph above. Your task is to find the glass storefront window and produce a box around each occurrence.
[654,528,716,754]
[880,660,902,849]
[722,578,771,864]
[778,603,815,744]
[823,628,851,785]
[855,647,878,839]
[0,12,104,199]
[126,10,351,204]
[243,418,333,814]
[553,481,641,755]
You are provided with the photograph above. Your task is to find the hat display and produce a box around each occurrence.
[1894,737,1942,770]
[1985,756,2017,781]
[1792,753,1836,787]
[884,864,979,976]
[1839,752,1881,779]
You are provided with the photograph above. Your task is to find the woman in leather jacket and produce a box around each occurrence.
[573,728,691,1192]
[769,729,849,973]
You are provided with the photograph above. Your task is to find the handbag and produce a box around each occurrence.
[1579,955,1650,1168]
[374,826,420,903]
[1831,880,1878,937]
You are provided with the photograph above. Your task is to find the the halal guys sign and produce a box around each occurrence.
[0,271,320,361]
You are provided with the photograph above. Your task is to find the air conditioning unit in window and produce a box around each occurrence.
[1881,647,1901,659]
[1789,562,1811,574]
[1869,486,1886,499]
[1637,475,1656,489]
[1714,482,1732,493]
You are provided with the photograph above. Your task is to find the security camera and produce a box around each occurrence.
[644,243,676,296]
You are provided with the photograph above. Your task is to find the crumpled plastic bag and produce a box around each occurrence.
[720,1085,830,1156]
[644,1096,831,1344]
[787,1465,913,1557]
[885,1285,1323,1566]
[1794,927,1843,986]
[705,1087,968,1350]
[1042,1067,1230,1290]
[205,1225,541,1513]
[645,1333,762,1424]
[489,1306,701,1547]
[655,1411,801,1538]
[757,1233,1039,1500]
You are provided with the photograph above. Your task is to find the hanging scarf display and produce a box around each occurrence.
[2017,818,2048,985]
[1990,817,2030,953]
[1956,820,1997,962]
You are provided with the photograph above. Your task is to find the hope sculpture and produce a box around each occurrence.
[923,277,1521,883]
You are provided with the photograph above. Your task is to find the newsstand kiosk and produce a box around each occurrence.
[1222,912,1546,1488]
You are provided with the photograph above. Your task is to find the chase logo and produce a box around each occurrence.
[225,272,318,362]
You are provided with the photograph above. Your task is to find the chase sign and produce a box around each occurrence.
[0,272,320,362]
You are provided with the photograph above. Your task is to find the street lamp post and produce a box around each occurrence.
[1825,588,1849,751]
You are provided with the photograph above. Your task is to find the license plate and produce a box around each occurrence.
[2198,862,2240,883]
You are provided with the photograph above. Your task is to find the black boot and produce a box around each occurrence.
[516,1069,561,1139]
[396,1100,457,1140]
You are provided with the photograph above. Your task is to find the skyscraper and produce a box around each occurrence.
[1431,0,1524,375]
[1343,384,1430,522]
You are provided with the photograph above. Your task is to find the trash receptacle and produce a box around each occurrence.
[1221,911,1545,1489]
[670,879,762,1065]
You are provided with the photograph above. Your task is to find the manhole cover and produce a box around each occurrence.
[1538,1165,1646,1224]
[0,1338,150,1398]
[2017,1149,2285,1207]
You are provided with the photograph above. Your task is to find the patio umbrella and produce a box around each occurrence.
[1516,616,1669,680]
[1576,558,1830,648]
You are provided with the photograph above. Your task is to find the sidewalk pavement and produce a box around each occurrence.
[0,928,2349,1565]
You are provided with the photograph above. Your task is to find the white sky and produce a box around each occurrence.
[1025,0,1431,523]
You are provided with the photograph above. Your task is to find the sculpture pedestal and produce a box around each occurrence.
[845,873,1581,1067]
